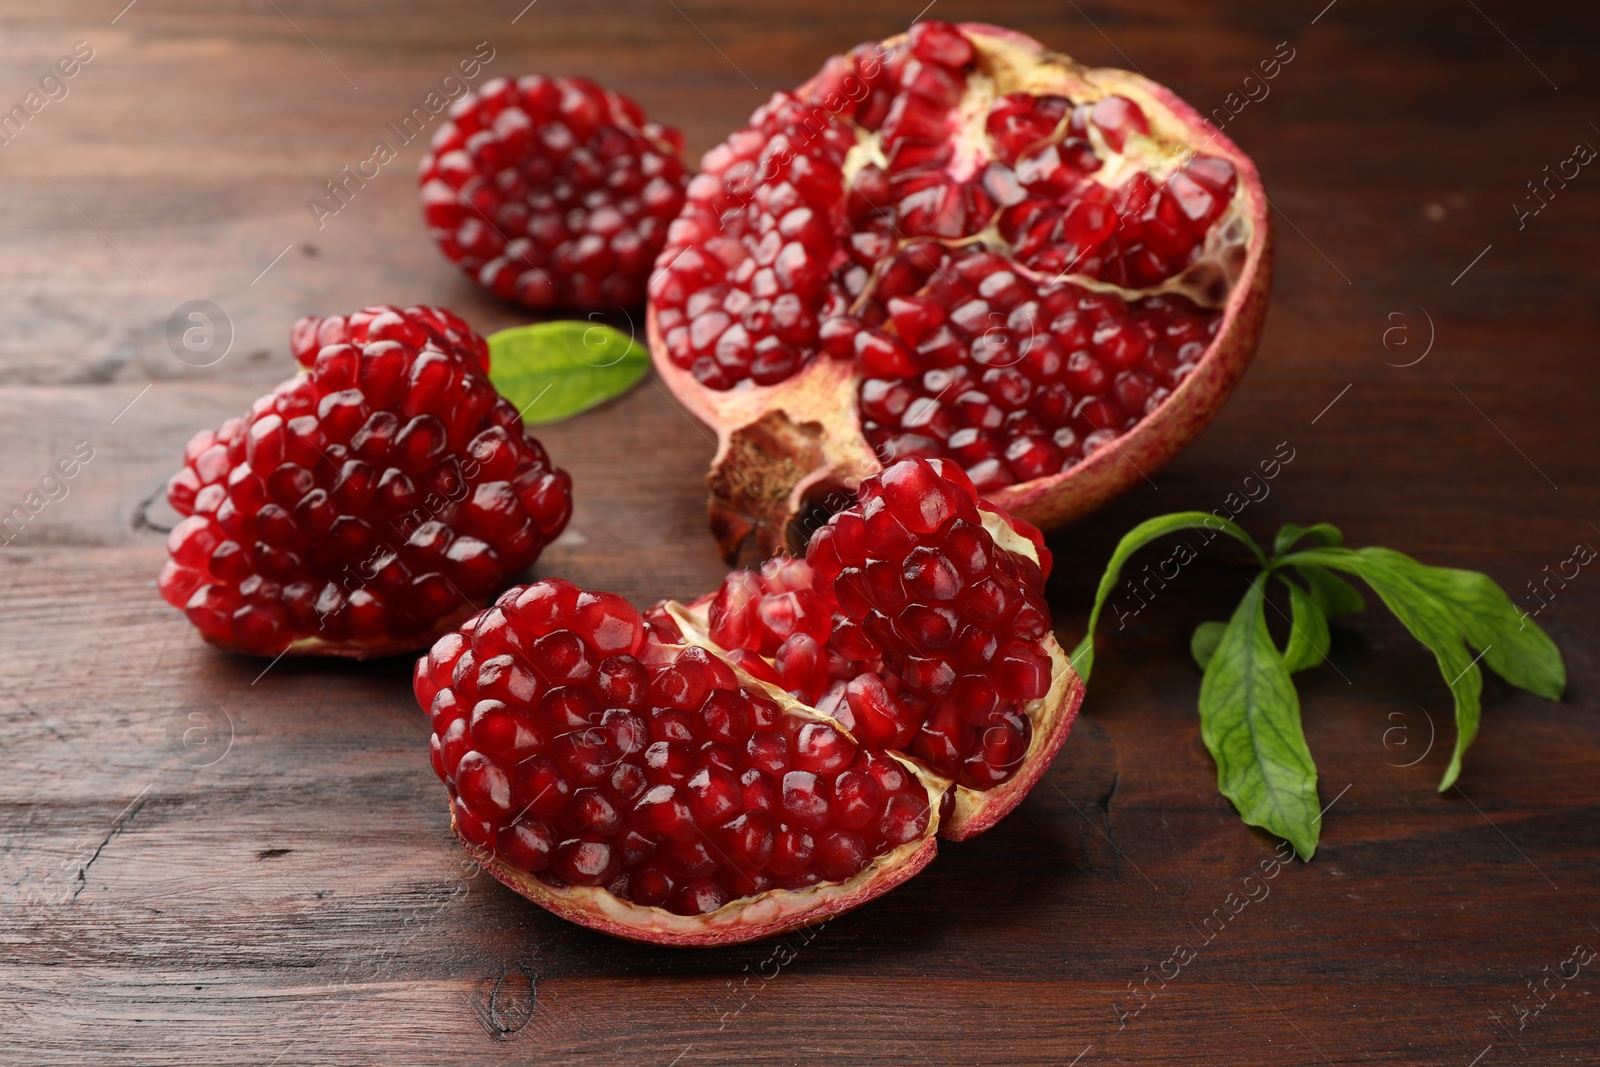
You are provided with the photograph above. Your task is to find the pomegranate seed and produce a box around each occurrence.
[831,769,883,830]
[776,633,829,700]
[1089,94,1150,152]
[844,674,918,749]
[781,770,832,831]
[815,830,871,881]
[909,21,976,68]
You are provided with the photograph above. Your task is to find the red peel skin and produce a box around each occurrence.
[646,22,1272,558]
[417,461,1081,945]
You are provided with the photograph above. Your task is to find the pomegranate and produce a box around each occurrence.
[419,76,689,310]
[161,305,573,658]
[416,459,1083,945]
[647,21,1272,558]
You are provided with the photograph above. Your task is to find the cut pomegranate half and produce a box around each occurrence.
[647,21,1272,558]
[416,460,1082,944]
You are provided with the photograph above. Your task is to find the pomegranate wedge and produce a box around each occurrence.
[668,458,1083,840]
[415,460,1083,945]
[161,305,572,658]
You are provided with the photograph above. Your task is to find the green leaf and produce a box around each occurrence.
[1293,563,1365,617]
[1198,575,1321,859]
[487,321,650,425]
[1277,575,1331,674]
[1069,511,1266,683]
[1401,560,1565,701]
[1191,621,1228,671]
[1273,522,1344,557]
[1281,546,1566,789]
[1282,547,1484,790]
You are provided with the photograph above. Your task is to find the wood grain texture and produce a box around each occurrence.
[2,1,1597,1064]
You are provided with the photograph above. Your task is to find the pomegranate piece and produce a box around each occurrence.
[160,307,573,658]
[671,459,1082,841]
[418,579,942,947]
[420,75,689,310]
[809,458,1054,788]
[416,462,1083,945]
[646,21,1273,559]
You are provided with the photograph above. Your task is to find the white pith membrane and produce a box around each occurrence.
[647,22,1270,559]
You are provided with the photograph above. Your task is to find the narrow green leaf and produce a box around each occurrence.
[1283,547,1484,790]
[1278,575,1331,674]
[1191,621,1228,671]
[1069,511,1266,683]
[1198,576,1321,859]
[487,321,650,425]
[1399,558,1565,701]
[1293,563,1365,617]
[1273,522,1344,557]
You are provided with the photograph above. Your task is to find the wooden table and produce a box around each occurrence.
[2,1,1595,1063]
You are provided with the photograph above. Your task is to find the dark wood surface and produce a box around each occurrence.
[2,1,1596,1064]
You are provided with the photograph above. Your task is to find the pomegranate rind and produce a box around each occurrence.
[452,642,944,947]
[647,23,1273,559]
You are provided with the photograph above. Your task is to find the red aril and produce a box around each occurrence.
[646,22,1271,558]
